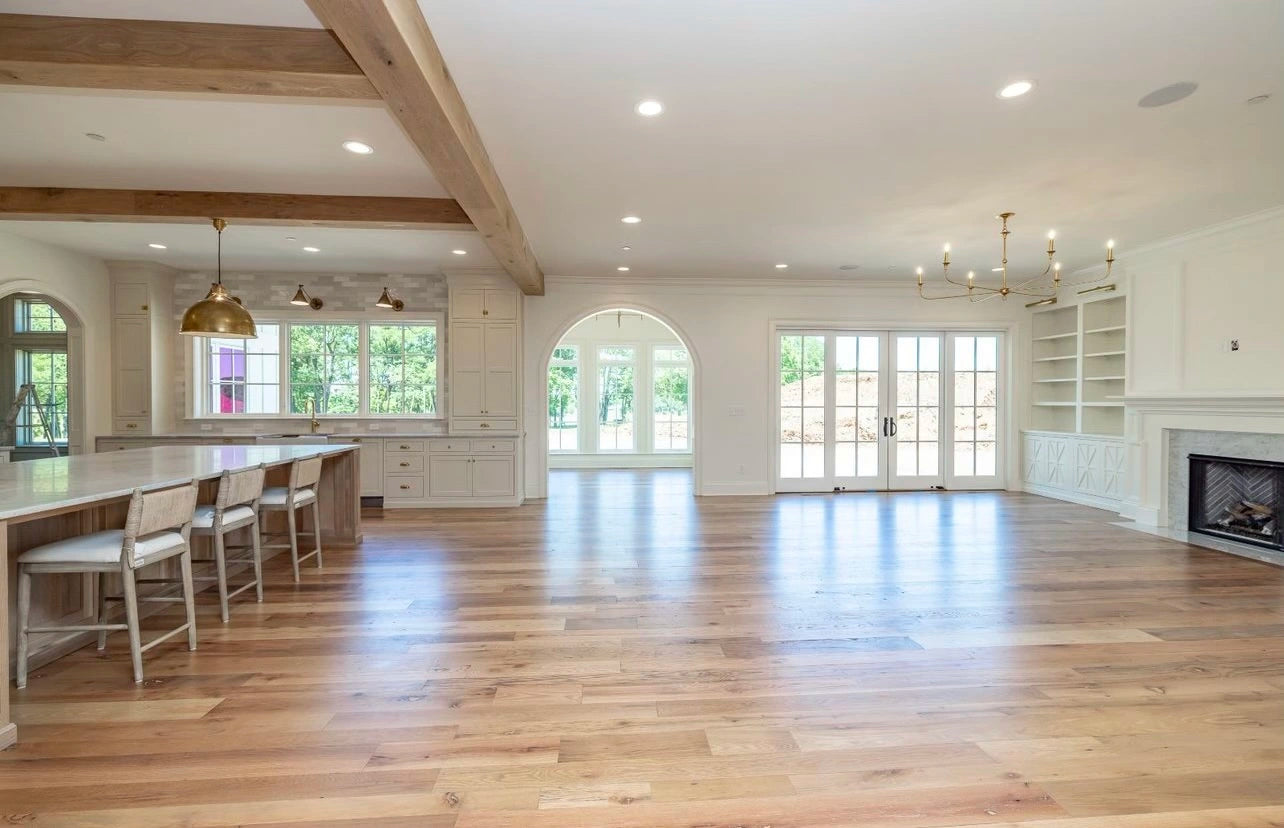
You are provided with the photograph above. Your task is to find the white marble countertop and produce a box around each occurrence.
[0,444,356,522]
[99,432,518,441]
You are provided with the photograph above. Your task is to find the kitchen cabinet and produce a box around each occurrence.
[447,275,521,435]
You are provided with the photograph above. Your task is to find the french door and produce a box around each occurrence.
[776,330,1003,492]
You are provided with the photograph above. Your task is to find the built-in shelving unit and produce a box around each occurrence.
[1029,293,1127,436]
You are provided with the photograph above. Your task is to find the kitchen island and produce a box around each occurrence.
[0,443,361,748]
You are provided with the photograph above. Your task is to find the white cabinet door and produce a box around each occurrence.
[450,322,485,416]
[113,317,150,418]
[472,456,515,497]
[428,455,472,497]
[482,289,518,321]
[482,323,518,416]
[112,282,150,316]
[451,289,486,320]
[355,439,384,496]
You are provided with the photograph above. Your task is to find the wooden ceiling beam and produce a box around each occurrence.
[0,187,473,230]
[0,13,379,100]
[307,0,545,295]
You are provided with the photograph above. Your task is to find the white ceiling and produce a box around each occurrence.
[0,221,493,273]
[1,0,1282,282]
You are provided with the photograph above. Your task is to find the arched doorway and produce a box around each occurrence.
[0,288,86,459]
[538,306,699,499]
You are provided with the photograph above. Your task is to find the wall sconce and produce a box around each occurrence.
[290,284,324,310]
[375,286,405,311]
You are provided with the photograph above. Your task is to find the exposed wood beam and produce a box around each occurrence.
[0,13,378,100]
[307,0,545,295]
[0,187,473,230]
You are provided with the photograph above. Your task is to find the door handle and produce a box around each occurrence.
[889,417,898,437]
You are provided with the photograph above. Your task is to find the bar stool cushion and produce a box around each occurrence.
[260,486,317,507]
[18,529,185,566]
[191,504,256,529]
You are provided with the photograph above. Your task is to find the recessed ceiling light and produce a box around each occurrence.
[621,215,642,224]
[617,266,630,272]
[997,80,1034,99]
[451,249,467,255]
[302,246,320,253]
[342,140,374,155]
[286,236,297,241]
[84,132,106,142]
[1138,82,1198,108]
[775,263,789,269]
[621,246,632,251]
[635,99,664,117]
[1247,93,1272,105]
[147,243,167,250]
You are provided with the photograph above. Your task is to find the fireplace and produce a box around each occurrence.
[1188,454,1283,551]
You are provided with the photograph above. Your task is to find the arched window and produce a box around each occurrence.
[5,297,69,447]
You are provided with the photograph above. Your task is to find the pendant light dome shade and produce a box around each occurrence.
[179,218,257,339]
[180,282,257,338]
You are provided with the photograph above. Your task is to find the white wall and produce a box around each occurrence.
[523,277,1028,497]
[0,229,111,452]
[1114,206,1284,525]
[1126,208,1284,396]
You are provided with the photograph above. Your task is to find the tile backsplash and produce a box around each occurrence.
[170,270,449,435]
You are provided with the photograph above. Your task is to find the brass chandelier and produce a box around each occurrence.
[916,212,1115,306]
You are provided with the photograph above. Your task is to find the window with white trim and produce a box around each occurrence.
[192,315,442,418]
[652,346,690,451]
[597,346,635,451]
[547,345,579,452]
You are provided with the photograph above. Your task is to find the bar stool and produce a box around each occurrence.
[16,481,200,687]
[260,456,323,582]
[190,463,266,623]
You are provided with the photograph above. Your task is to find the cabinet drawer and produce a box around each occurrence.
[429,439,470,453]
[451,418,518,434]
[470,439,515,453]
[385,452,425,472]
[386,439,425,452]
[383,474,425,499]
[114,418,149,435]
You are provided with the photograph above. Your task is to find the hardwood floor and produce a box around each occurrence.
[3,469,1283,826]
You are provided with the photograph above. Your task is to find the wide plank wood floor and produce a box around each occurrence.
[3,468,1284,827]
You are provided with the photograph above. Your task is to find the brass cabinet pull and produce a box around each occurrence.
[399,461,409,467]
[399,484,410,490]
[126,423,137,429]
[480,423,490,428]
[482,308,489,315]
[400,444,410,449]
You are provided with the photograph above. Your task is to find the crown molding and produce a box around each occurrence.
[1072,204,1284,277]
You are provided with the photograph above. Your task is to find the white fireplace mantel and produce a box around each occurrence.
[1121,393,1284,527]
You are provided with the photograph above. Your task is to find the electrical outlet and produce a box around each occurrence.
[1230,339,1240,352]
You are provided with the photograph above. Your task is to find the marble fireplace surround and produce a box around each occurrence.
[1165,429,1284,534]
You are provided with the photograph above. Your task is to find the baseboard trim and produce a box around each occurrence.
[0,722,16,750]
[1023,482,1123,513]
[700,480,770,496]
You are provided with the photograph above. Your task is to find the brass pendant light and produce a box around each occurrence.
[179,218,257,339]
